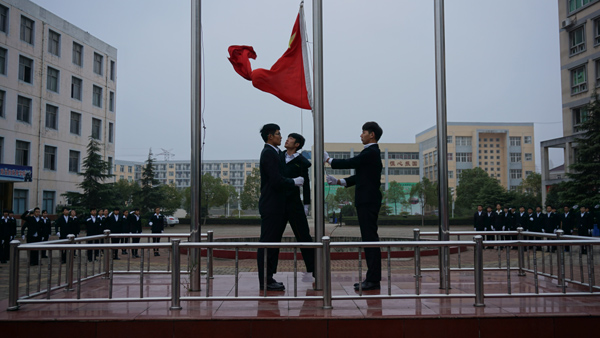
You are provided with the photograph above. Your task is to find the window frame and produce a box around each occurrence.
[108,122,114,143]
[18,55,33,84]
[91,118,102,140]
[571,64,588,95]
[92,85,103,108]
[0,4,9,34]
[46,66,60,93]
[72,42,83,67]
[44,145,57,171]
[17,96,32,124]
[93,52,103,75]
[48,29,61,56]
[45,104,58,130]
[70,111,81,135]
[15,140,30,166]
[71,76,82,100]
[509,136,521,146]
[68,150,80,173]
[0,46,7,76]
[20,15,35,45]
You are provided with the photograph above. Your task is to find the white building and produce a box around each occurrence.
[0,0,117,214]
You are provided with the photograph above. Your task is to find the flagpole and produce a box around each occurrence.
[189,0,202,291]
[434,0,450,291]
[312,0,325,291]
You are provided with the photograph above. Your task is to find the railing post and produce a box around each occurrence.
[555,230,566,291]
[8,240,21,311]
[473,235,485,307]
[103,230,111,279]
[414,229,421,295]
[66,234,75,291]
[207,230,213,279]
[170,239,182,310]
[322,236,332,309]
[517,227,525,276]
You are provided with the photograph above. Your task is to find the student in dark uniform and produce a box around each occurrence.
[108,207,123,259]
[502,207,513,248]
[473,205,485,232]
[325,121,384,291]
[40,210,52,258]
[484,206,495,249]
[576,206,592,254]
[532,206,545,251]
[280,132,315,276]
[129,208,142,258]
[121,210,130,256]
[1,210,17,263]
[494,204,504,244]
[21,208,42,266]
[54,207,72,263]
[86,207,101,262]
[561,205,575,252]
[544,205,559,252]
[256,124,302,291]
[526,207,536,250]
[150,207,165,257]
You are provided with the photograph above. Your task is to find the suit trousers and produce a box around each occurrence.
[257,213,286,284]
[284,201,315,273]
[357,204,382,283]
[132,237,141,256]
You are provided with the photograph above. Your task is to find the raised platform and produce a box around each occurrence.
[1,269,599,338]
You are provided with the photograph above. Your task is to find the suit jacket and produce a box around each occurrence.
[20,212,42,241]
[107,214,123,234]
[55,214,71,237]
[503,212,514,230]
[150,213,165,233]
[121,215,130,233]
[1,217,17,239]
[516,212,528,231]
[330,144,382,208]
[561,212,575,235]
[85,216,102,236]
[40,218,52,240]
[473,211,485,231]
[484,212,495,230]
[543,212,559,233]
[576,212,593,235]
[280,151,311,206]
[258,144,295,215]
[128,214,143,234]
[530,212,543,232]
[493,210,504,229]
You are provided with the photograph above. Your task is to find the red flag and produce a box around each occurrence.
[228,10,312,110]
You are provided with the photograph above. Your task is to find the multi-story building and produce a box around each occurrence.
[541,0,599,203]
[416,123,536,193]
[0,0,117,213]
[321,142,421,215]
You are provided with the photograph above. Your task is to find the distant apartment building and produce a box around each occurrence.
[541,0,599,203]
[416,123,536,194]
[0,0,117,213]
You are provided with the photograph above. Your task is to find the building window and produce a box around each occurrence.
[0,90,5,118]
[108,122,114,143]
[48,30,61,56]
[569,0,593,13]
[70,111,81,135]
[45,104,58,129]
[447,136,452,143]
[128,166,132,173]
[93,52,103,75]
[110,60,115,81]
[47,67,59,92]
[17,96,32,123]
[0,47,6,75]
[455,136,472,146]
[109,91,115,111]
[69,150,80,173]
[525,153,533,161]
[93,85,102,107]
[387,168,420,175]
[510,169,522,179]
[15,140,30,166]
[72,42,83,66]
[573,107,589,133]
[447,153,453,161]
[13,189,28,215]
[42,191,55,214]
[71,76,82,100]
[570,25,586,56]
[18,55,33,83]
[448,171,454,179]
[456,152,472,163]
[92,118,102,140]
[525,170,533,177]
[524,136,532,144]
[108,157,113,175]
[510,153,522,163]
[20,16,34,44]
[596,59,600,87]
[0,4,8,33]
[44,145,57,170]
[571,65,587,95]
[497,162,501,165]
[509,137,521,146]
[119,165,124,173]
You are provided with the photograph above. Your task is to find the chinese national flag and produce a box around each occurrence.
[228,9,312,110]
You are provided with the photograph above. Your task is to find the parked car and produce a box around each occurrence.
[165,215,179,227]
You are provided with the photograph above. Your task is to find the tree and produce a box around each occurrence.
[62,137,113,209]
[408,178,436,226]
[136,149,162,213]
[200,173,228,224]
[325,193,336,215]
[223,184,239,216]
[474,179,508,208]
[455,168,498,212]
[561,95,600,207]
[157,184,182,216]
[334,185,355,209]
[110,179,141,208]
[240,168,260,210]
[386,181,405,215]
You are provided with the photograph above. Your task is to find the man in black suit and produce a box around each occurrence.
[576,206,593,254]
[86,207,101,262]
[473,205,485,232]
[40,210,52,258]
[484,206,495,249]
[1,210,17,263]
[543,205,559,252]
[107,207,123,259]
[150,207,165,256]
[493,204,504,247]
[257,123,303,291]
[55,207,72,263]
[325,121,383,291]
[281,133,315,275]
[561,205,575,252]
[21,208,42,266]
[129,208,143,258]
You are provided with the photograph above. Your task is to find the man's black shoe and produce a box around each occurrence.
[113,257,120,260]
[354,281,380,291]
[259,282,285,291]
[269,279,284,286]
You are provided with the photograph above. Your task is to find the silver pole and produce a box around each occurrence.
[517,227,525,276]
[322,236,332,309]
[313,0,325,291]
[434,0,450,290]
[66,234,75,291]
[170,239,182,310]
[8,240,20,311]
[207,230,213,279]
[473,235,485,307]
[190,0,202,291]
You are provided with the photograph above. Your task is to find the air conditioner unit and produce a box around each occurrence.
[562,18,574,28]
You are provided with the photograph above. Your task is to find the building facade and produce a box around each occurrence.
[416,123,536,194]
[541,0,600,203]
[0,0,117,213]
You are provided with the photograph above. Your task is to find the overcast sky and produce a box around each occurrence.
[33,0,564,169]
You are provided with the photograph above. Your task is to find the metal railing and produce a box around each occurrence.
[7,228,600,311]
